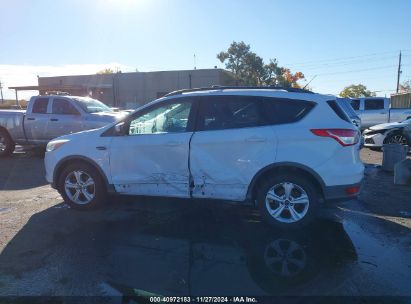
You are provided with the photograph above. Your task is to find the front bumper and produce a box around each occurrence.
[44,151,58,188]
[363,132,386,148]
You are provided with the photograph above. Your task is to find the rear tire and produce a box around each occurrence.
[58,162,107,210]
[256,173,319,229]
[0,129,15,158]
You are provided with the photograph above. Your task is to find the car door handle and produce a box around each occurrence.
[26,117,35,121]
[246,136,266,142]
[166,141,183,146]
[96,146,107,150]
[50,118,59,122]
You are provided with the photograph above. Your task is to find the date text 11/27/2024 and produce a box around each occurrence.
[149,297,258,303]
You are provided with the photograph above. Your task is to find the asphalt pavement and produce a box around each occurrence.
[0,149,410,299]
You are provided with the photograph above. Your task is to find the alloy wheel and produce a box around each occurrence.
[265,182,310,223]
[0,136,5,152]
[64,170,96,205]
[387,134,408,145]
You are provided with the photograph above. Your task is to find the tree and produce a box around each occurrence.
[217,41,305,87]
[339,84,376,98]
[96,68,115,74]
[399,80,411,92]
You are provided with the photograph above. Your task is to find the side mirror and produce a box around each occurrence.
[114,122,126,135]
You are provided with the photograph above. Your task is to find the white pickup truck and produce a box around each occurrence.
[0,95,128,157]
[348,97,411,129]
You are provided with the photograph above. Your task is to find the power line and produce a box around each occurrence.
[283,51,398,67]
[313,65,396,76]
[291,55,398,70]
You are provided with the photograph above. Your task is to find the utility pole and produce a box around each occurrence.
[396,51,402,93]
[0,80,4,104]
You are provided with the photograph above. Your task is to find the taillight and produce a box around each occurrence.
[310,129,359,146]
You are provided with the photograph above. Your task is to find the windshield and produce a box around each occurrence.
[74,97,113,113]
[400,118,411,124]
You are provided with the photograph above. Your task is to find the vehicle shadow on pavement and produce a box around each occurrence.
[0,197,360,296]
[0,152,47,190]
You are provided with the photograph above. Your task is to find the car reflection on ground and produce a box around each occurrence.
[92,204,357,296]
[0,200,357,297]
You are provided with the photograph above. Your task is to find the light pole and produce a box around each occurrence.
[0,80,4,104]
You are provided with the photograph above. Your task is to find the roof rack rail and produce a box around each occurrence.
[164,85,314,97]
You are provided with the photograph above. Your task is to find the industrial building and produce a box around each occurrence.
[10,69,236,109]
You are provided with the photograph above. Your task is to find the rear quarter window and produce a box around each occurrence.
[350,99,360,110]
[262,97,316,125]
[327,100,351,122]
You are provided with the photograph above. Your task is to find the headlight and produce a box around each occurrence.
[363,129,387,136]
[46,139,69,152]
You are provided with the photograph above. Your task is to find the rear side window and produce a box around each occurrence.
[262,97,315,124]
[198,96,266,131]
[350,99,360,110]
[364,99,384,110]
[327,100,351,122]
[32,98,49,114]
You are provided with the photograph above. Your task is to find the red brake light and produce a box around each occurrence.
[345,186,360,195]
[310,129,359,146]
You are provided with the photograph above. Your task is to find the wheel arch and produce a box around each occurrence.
[0,126,13,142]
[246,162,326,205]
[53,155,113,192]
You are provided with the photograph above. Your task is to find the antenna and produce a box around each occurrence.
[303,75,317,89]
[194,54,197,70]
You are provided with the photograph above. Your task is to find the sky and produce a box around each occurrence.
[1,0,411,100]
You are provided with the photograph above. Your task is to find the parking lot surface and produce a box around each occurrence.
[0,149,410,297]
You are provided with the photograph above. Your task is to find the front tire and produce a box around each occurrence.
[0,129,15,158]
[257,174,319,229]
[58,162,107,210]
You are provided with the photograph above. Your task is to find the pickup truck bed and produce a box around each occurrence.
[0,95,127,157]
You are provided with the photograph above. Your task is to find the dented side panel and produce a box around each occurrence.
[110,132,192,197]
[190,126,277,201]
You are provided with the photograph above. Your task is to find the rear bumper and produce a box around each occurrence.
[323,182,362,203]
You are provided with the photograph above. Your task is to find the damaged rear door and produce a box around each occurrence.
[110,97,197,197]
[190,95,277,201]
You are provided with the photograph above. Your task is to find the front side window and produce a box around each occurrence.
[198,96,265,131]
[364,99,384,110]
[32,98,49,114]
[129,102,192,135]
[74,97,112,113]
[52,98,80,115]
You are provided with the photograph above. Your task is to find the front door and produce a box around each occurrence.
[109,98,195,197]
[47,98,84,140]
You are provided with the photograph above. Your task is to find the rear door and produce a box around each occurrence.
[189,95,278,201]
[24,97,51,144]
[47,97,84,140]
[361,98,388,128]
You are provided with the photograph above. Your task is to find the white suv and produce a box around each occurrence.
[45,87,364,229]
